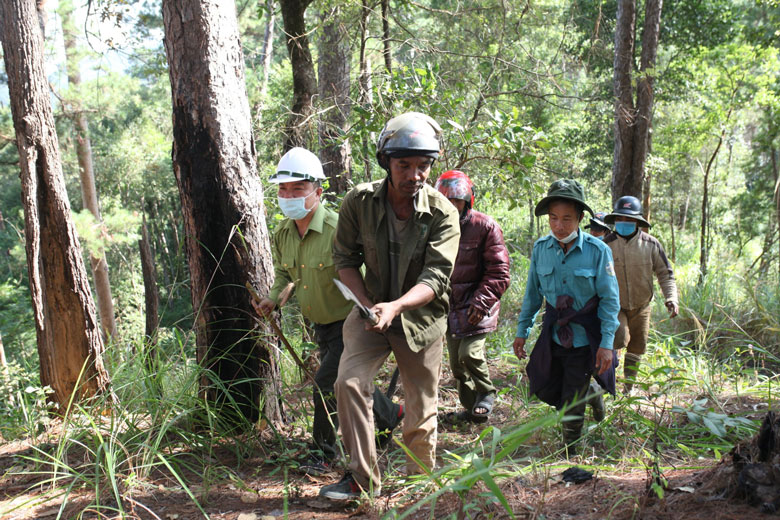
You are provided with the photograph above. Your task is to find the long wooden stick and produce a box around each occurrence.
[246,282,317,385]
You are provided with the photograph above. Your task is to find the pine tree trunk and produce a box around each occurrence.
[612,0,662,207]
[381,0,392,73]
[259,0,276,102]
[60,0,118,343]
[35,0,47,35]
[139,215,159,347]
[358,0,374,182]
[631,0,662,216]
[162,0,281,426]
[0,0,110,409]
[279,0,317,150]
[318,6,352,194]
[611,0,636,203]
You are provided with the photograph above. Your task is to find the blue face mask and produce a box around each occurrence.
[615,221,637,237]
[278,192,315,220]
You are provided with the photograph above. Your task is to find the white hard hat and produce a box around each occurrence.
[269,147,325,183]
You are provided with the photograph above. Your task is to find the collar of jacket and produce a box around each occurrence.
[371,177,433,215]
[304,203,326,234]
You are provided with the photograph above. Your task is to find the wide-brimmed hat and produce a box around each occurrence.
[604,195,651,228]
[584,211,610,230]
[534,179,593,217]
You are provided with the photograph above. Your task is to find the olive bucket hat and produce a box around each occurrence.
[534,179,593,217]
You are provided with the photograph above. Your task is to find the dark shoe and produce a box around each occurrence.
[587,381,605,422]
[562,419,583,458]
[299,456,333,476]
[471,393,495,418]
[444,410,488,425]
[376,403,404,449]
[319,473,378,500]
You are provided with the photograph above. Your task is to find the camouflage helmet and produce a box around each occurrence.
[376,112,442,169]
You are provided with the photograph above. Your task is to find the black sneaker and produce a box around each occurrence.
[299,456,332,476]
[319,473,378,500]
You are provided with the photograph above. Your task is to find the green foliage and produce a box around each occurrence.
[672,398,754,438]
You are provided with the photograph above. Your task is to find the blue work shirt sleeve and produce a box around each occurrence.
[515,245,543,338]
[594,246,620,349]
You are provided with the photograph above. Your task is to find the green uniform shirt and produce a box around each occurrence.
[333,179,461,352]
[269,204,352,325]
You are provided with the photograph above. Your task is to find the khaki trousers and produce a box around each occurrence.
[335,307,443,492]
[614,302,652,355]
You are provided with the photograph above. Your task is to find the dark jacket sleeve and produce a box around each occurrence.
[469,220,511,313]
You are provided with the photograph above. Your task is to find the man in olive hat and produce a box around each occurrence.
[585,211,611,239]
[603,196,678,393]
[513,179,620,455]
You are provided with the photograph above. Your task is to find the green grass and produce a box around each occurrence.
[0,231,778,518]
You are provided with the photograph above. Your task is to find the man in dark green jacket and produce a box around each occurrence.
[319,113,460,500]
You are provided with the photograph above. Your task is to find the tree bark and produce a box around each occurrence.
[139,215,159,347]
[381,0,392,73]
[771,142,779,280]
[669,175,676,262]
[631,0,662,216]
[0,0,110,409]
[358,0,371,103]
[0,330,11,407]
[358,0,373,181]
[611,0,636,203]
[259,0,276,103]
[60,0,118,343]
[36,0,47,35]
[162,0,281,426]
[680,188,690,229]
[279,0,317,150]
[0,330,6,368]
[700,136,725,284]
[611,0,663,210]
[318,5,352,194]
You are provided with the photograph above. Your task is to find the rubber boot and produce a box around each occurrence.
[586,380,605,422]
[562,418,584,458]
[623,353,642,394]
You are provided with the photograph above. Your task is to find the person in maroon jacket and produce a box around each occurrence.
[435,171,511,424]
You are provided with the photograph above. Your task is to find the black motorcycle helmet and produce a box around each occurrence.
[585,211,610,232]
[604,196,651,228]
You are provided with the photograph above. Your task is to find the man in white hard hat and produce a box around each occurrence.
[253,147,403,475]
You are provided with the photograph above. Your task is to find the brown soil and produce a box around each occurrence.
[0,356,769,519]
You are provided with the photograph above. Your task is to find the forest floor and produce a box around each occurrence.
[0,357,770,520]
